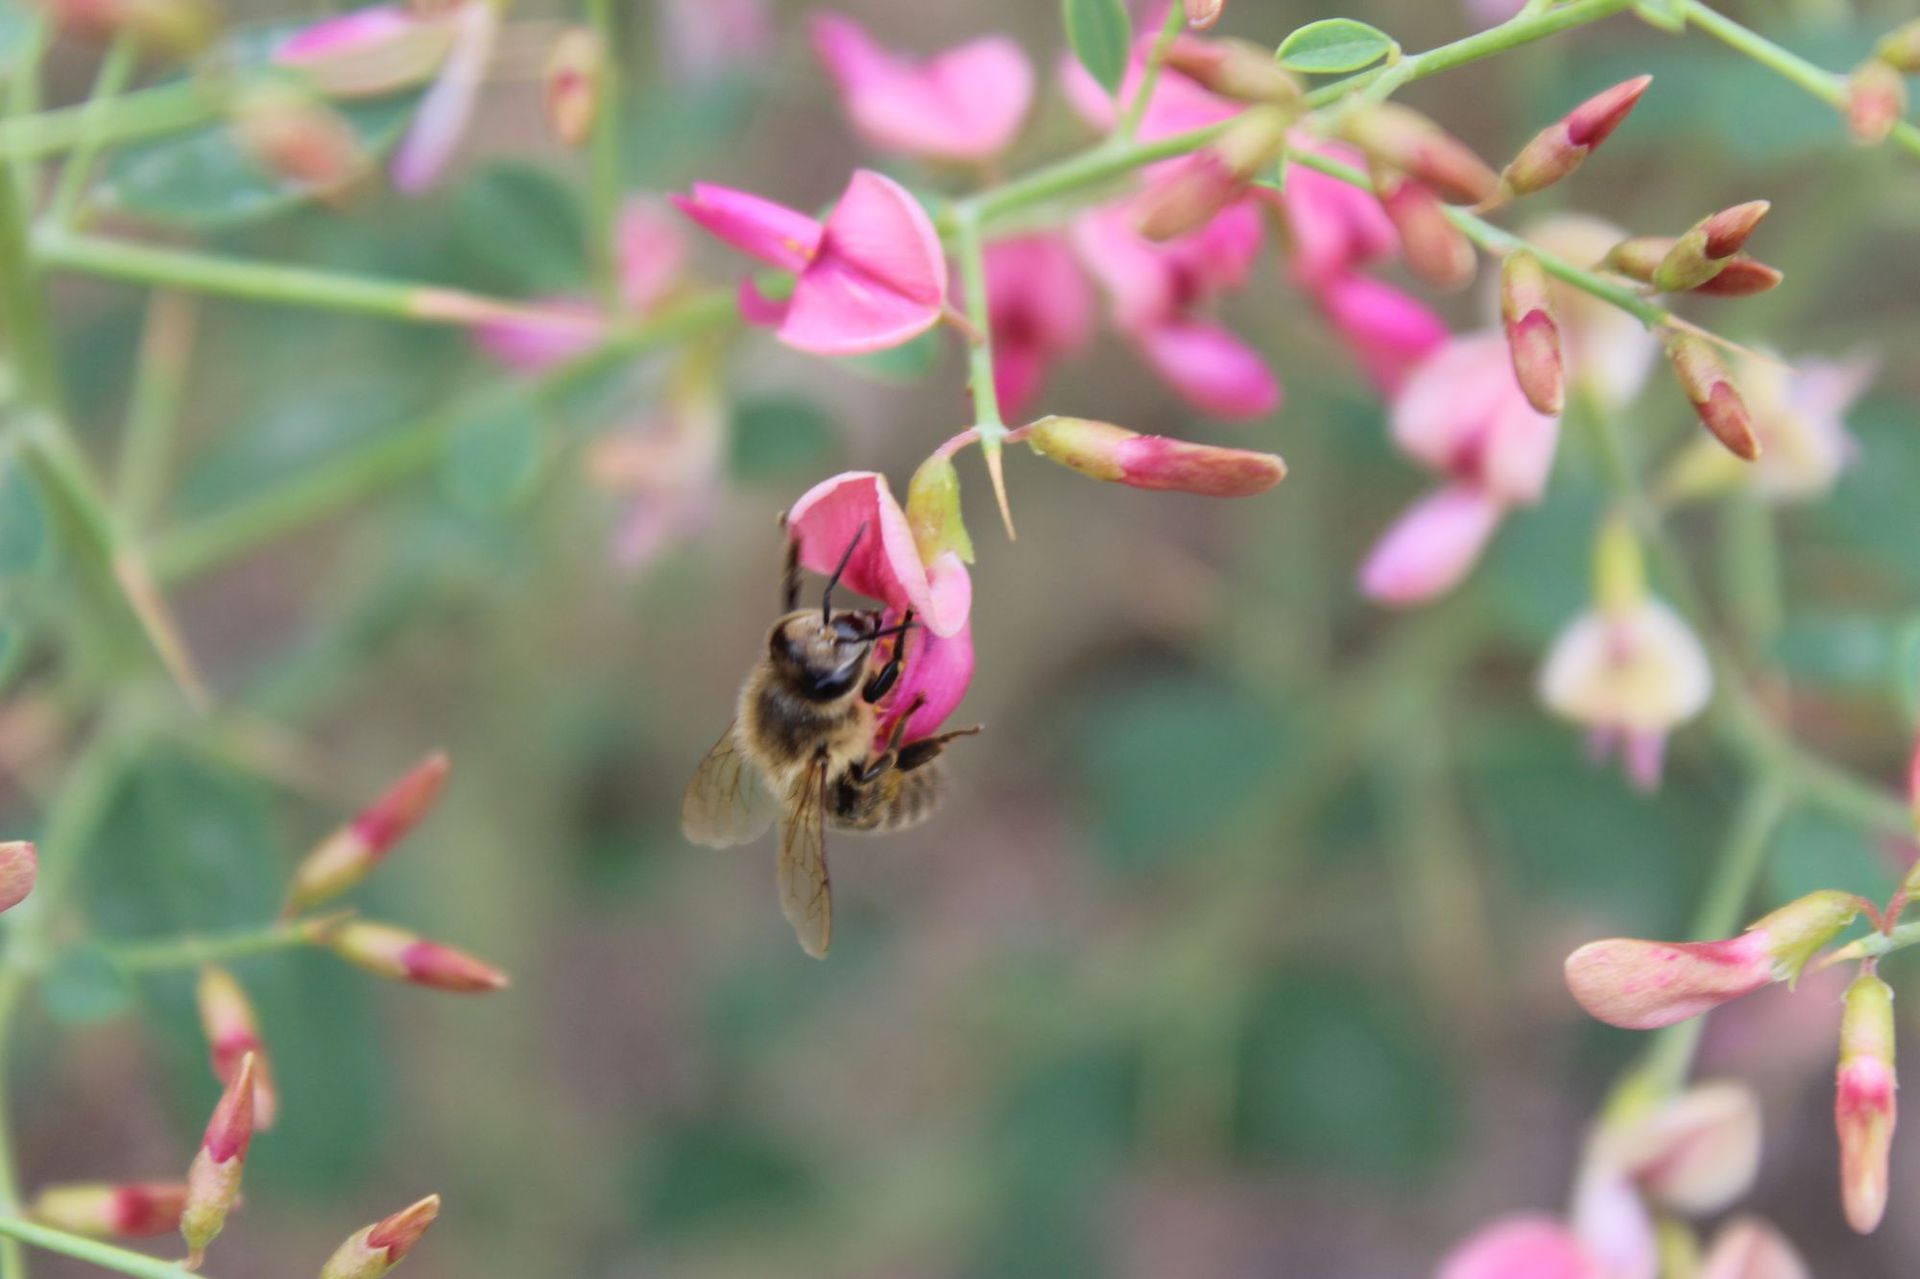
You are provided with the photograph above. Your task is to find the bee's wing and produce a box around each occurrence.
[682,723,779,847]
[778,754,832,959]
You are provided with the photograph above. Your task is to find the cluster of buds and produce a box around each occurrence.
[1601,200,1780,301]
[1847,18,1920,143]
[0,840,35,915]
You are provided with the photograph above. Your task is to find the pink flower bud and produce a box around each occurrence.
[328,921,509,993]
[1665,333,1760,462]
[1691,258,1784,298]
[182,1053,256,1266]
[29,1183,188,1239]
[1162,36,1302,104]
[1184,0,1225,28]
[230,85,369,204]
[1376,172,1475,290]
[285,751,449,912]
[1500,251,1563,415]
[1878,19,1920,72]
[1565,891,1859,1029]
[1024,417,1286,497]
[1699,1216,1810,1279]
[196,967,278,1131]
[1835,970,1897,1234]
[1653,202,1770,293]
[0,841,35,914]
[1339,103,1502,206]
[1847,59,1908,145]
[1502,75,1652,196]
[543,27,602,149]
[905,455,973,566]
[319,1194,441,1279]
[1134,106,1289,242]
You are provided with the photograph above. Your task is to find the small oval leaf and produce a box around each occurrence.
[1276,18,1396,74]
[1062,0,1131,96]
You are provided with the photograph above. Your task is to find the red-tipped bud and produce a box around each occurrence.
[543,27,602,149]
[1184,0,1225,28]
[328,921,508,993]
[1565,891,1859,1029]
[1847,60,1908,145]
[319,1194,442,1279]
[285,751,449,912]
[1135,105,1289,241]
[196,967,278,1131]
[1836,970,1897,1234]
[905,454,973,566]
[1500,251,1563,415]
[1502,75,1652,197]
[1665,332,1760,462]
[1376,172,1475,290]
[1601,235,1672,283]
[1025,417,1286,497]
[29,1183,189,1239]
[0,841,35,914]
[1653,202,1770,293]
[230,85,369,203]
[1878,19,1920,72]
[182,1053,256,1266]
[1162,36,1302,105]
[1338,103,1501,206]
[1690,258,1785,298]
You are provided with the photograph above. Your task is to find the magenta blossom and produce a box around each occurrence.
[786,472,972,745]
[1315,271,1448,396]
[1278,140,1399,289]
[673,171,949,355]
[810,12,1033,164]
[982,235,1095,418]
[1072,201,1279,418]
[1059,34,1238,143]
[473,199,688,373]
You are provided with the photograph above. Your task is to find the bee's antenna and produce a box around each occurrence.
[864,618,918,643]
[822,522,867,622]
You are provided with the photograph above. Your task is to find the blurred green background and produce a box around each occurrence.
[5,0,1920,1275]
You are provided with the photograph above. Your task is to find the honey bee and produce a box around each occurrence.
[681,524,979,957]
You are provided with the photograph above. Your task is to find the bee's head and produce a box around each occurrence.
[768,608,888,701]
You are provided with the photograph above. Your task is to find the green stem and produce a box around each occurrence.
[0,78,223,164]
[584,0,623,307]
[105,921,313,973]
[4,13,51,209]
[0,1218,202,1279]
[44,35,136,228]
[0,975,25,1279]
[1677,0,1920,159]
[950,207,1001,436]
[1115,4,1184,143]
[114,290,198,533]
[151,291,737,581]
[1642,785,1790,1091]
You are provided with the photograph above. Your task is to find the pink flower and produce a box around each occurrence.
[587,357,725,572]
[674,171,949,355]
[1836,970,1897,1234]
[472,199,688,374]
[1278,141,1398,289]
[1359,484,1504,607]
[1438,1217,1603,1279]
[810,12,1033,163]
[388,1,498,193]
[275,5,457,99]
[1316,272,1447,396]
[786,472,973,744]
[1059,38,1239,143]
[982,235,1095,417]
[1072,201,1279,418]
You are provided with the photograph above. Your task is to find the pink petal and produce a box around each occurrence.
[1072,205,1177,332]
[1391,330,1557,502]
[1316,273,1448,396]
[779,170,948,355]
[1282,140,1399,288]
[1359,485,1505,607]
[985,234,1094,415]
[875,594,975,745]
[277,4,415,61]
[389,0,496,194]
[1437,1217,1602,1279]
[736,275,790,329]
[1157,197,1265,296]
[786,472,968,636]
[470,299,606,373]
[1057,48,1237,142]
[1570,1162,1659,1279]
[811,13,1033,162]
[670,183,822,273]
[1562,932,1775,1030]
[1137,319,1280,419]
[1699,1218,1810,1279]
[614,199,688,314]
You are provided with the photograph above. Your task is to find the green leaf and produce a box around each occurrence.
[1770,615,1909,689]
[1062,0,1131,95]
[440,401,546,513]
[1633,0,1687,33]
[0,446,50,582]
[729,397,836,483]
[39,945,136,1025]
[1276,18,1396,74]
[450,163,590,296]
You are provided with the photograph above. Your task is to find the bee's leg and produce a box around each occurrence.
[861,611,916,704]
[849,697,924,783]
[895,725,983,774]
[779,514,802,612]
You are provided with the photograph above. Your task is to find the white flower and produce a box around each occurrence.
[1539,598,1712,789]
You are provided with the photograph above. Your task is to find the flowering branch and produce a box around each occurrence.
[0,1217,208,1279]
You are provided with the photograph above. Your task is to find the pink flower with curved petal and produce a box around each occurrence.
[1316,272,1448,396]
[811,12,1033,163]
[1394,331,1559,504]
[1138,320,1280,418]
[1059,43,1238,142]
[1360,484,1504,607]
[277,4,416,63]
[388,0,497,193]
[1280,140,1399,289]
[983,235,1095,417]
[1437,1217,1602,1279]
[674,171,948,355]
[786,472,974,745]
